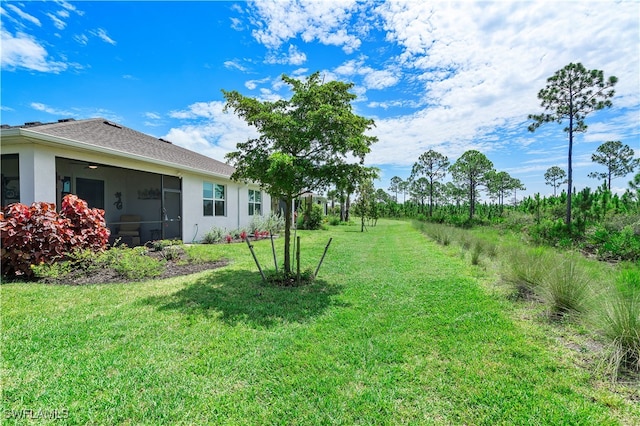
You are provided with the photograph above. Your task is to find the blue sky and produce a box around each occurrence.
[2,0,639,199]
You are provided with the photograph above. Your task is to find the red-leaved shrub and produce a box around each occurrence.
[1,194,110,278]
[60,194,111,251]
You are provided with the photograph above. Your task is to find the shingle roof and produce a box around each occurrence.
[13,118,236,177]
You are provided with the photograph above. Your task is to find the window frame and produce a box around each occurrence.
[248,189,262,216]
[203,182,226,217]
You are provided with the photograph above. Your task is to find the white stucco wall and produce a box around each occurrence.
[181,172,270,243]
[1,143,57,205]
[2,133,271,244]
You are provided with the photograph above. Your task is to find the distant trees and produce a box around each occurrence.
[528,62,617,227]
[544,166,567,196]
[486,171,524,210]
[587,141,639,190]
[388,176,403,203]
[353,170,379,232]
[410,150,450,217]
[449,150,494,219]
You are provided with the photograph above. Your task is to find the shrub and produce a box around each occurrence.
[1,195,109,278]
[202,227,225,244]
[30,244,166,282]
[328,215,341,226]
[59,194,110,251]
[298,204,324,230]
[250,213,285,234]
[528,219,571,247]
[597,226,640,262]
[152,239,182,251]
[95,245,163,280]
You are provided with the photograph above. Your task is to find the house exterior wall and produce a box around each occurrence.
[181,172,270,242]
[1,143,57,205]
[1,133,271,244]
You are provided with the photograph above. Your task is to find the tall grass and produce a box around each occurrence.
[500,246,552,299]
[539,254,593,320]
[594,269,640,379]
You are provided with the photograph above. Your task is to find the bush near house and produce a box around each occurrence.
[0,194,109,278]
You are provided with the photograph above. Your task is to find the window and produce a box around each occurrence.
[203,182,225,216]
[248,189,262,216]
[76,177,104,209]
[1,154,20,207]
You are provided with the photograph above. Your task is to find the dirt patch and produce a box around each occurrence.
[42,257,229,286]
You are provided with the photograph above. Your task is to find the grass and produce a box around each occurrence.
[2,220,639,424]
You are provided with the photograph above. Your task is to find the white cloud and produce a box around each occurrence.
[362,0,639,172]
[0,29,67,73]
[249,0,362,53]
[265,44,307,65]
[46,12,66,30]
[145,112,162,120]
[334,58,399,91]
[165,101,260,162]
[74,34,88,45]
[30,102,74,116]
[91,28,116,45]
[245,76,271,90]
[224,60,248,71]
[5,4,41,27]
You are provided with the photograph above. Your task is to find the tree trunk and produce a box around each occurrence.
[566,113,573,228]
[283,196,292,274]
[345,193,351,222]
[429,177,434,217]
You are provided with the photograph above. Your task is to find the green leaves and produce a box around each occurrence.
[223,72,377,200]
[223,72,377,274]
[528,62,617,226]
[587,140,639,190]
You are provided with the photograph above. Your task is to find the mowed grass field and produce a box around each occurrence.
[2,220,638,424]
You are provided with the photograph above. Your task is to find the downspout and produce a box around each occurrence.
[237,186,241,229]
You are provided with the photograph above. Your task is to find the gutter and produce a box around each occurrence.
[1,127,233,180]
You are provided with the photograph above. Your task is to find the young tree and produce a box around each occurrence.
[410,149,450,217]
[587,140,639,190]
[509,177,526,205]
[528,63,617,227]
[353,169,379,232]
[544,166,567,196]
[223,72,377,275]
[449,150,494,219]
[388,176,403,203]
[409,177,429,214]
[628,172,640,203]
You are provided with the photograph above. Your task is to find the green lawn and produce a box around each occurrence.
[2,220,638,424]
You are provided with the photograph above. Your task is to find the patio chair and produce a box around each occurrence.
[115,214,141,246]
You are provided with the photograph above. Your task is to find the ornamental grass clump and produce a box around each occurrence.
[595,269,640,380]
[539,254,593,320]
[501,246,553,300]
[470,241,484,265]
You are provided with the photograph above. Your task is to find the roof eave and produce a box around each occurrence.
[1,127,234,180]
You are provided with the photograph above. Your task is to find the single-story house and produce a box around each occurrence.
[0,118,270,244]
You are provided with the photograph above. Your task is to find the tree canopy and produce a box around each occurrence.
[544,166,567,196]
[449,150,494,219]
[587,140,639,191]
[223,72,377,275]
[528,62,617,227]
[411,150,450,217]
